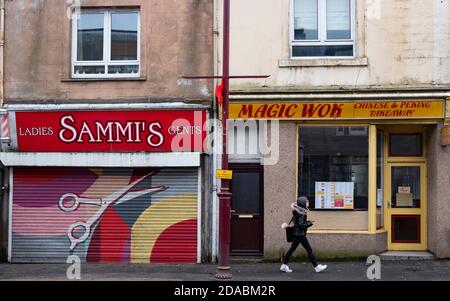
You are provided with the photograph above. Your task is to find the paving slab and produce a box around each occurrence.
[0,260,449,281]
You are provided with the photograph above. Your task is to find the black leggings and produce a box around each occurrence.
[283,236,318,267]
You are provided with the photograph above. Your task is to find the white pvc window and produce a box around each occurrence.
[72,9,140,78]
[291,0,355,58]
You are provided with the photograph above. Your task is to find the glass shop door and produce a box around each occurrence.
[386,163,427,251]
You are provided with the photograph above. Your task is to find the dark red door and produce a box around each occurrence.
[230,164,264,256]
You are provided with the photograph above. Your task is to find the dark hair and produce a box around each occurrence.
[297,196,309,208]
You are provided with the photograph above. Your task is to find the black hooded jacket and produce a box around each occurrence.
[290,208,313,237]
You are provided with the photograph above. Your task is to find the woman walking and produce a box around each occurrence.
[281,196,327,273]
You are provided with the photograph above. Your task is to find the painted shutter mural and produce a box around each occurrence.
[11,167,199,263]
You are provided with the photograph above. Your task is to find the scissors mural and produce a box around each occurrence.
[58,172,167,251]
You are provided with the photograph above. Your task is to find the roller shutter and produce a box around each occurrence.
[11,167,199,263]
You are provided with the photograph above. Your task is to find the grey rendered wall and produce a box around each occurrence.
[427,123,450,259]
[263,122,297,257]
[5,0,213,103]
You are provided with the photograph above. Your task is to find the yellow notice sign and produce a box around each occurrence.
[229,100,445,120]
[216,170,233,180]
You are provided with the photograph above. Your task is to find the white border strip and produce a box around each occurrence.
[0,152,201,168]
[197,167,202,264]
[7,167,12,263]
[230,93,450,100]
[4,103,210,112]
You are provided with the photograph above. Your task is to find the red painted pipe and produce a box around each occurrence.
[215,0,233,280]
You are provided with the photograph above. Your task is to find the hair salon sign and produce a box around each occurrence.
[15,110,206,152]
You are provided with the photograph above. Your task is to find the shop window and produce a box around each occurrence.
[299,126,368,210]
[389,133,422,157]
[291,0,355,58]
[72,9,140,78]
[376,130,384,229]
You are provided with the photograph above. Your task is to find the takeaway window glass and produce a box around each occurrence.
[293,0,319,40]
[291,0,355,58]
[391,166,421,208]
[389,134,422,157]
[326,0,351,39]
[299,126,369,210]
[72,9,140,78]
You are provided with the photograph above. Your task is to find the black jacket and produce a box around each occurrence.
[290,210,313,237]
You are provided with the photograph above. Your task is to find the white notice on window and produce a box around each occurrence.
[377,188,383,207]
[315,182,355,209]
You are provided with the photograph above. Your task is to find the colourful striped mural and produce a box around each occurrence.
[11,167,199,263]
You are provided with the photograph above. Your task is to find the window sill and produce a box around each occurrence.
[308,230,386,235]
[61,77,147,82]
[310,208,368,212]
[278,57,368,68]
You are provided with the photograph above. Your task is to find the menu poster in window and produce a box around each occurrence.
[315,182,355,209]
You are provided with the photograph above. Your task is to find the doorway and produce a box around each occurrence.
[229,164,264,256]
[384,129,428,251]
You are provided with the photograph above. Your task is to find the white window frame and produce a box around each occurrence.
[290,0,356,59]
[72,9,141,79]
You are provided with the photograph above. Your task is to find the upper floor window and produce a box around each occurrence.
[291,0,355,58]
[72,9,140,78]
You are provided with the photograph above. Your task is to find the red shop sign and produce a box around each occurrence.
[15,110,207,152]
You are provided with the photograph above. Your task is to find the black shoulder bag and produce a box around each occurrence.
[285,216,295,243]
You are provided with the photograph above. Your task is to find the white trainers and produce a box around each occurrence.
[280,264,293,273]
[314,264,327,273]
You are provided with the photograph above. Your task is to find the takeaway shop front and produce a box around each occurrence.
[227,98,450,259]
[0,108,208,263]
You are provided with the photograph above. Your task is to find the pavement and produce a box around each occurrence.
[0,260,449,281]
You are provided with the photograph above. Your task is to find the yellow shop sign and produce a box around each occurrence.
[229,100,445,120]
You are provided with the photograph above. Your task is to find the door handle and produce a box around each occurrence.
[238,214,254,219]
[231,209,236,213]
